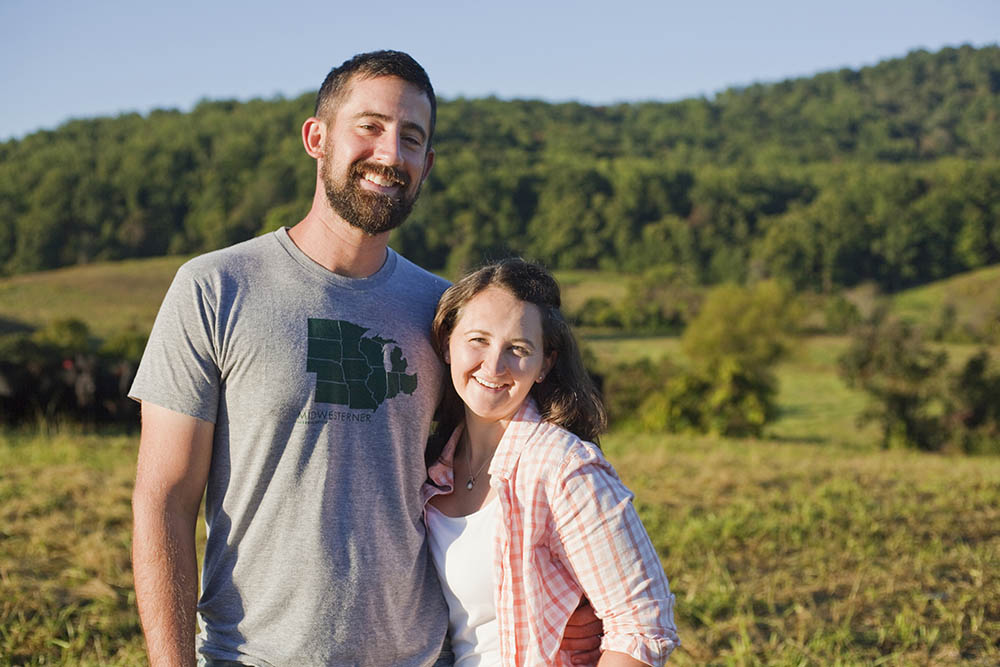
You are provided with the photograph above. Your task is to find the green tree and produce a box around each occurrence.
[839,309,948,450]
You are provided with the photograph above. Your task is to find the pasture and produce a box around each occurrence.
[1,259,999,665]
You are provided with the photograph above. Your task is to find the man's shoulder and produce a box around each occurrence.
[389,250,451,298]
[176,233,279,281]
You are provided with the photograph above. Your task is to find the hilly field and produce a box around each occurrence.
[1,257,999,664]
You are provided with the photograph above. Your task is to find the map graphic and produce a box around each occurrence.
[306,318,418,411]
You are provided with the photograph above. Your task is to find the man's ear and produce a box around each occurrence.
[302,117,326,159]
[419,147,435,184]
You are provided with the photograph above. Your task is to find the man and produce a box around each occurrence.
[131,50,601,666]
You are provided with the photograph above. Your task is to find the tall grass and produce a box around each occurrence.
[3,426,997,665]
[603,432,1000,665]
[0,429,146,665]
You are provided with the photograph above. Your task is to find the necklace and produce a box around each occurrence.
[464,435,492,491]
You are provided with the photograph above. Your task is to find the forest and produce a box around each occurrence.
[1,44,998,292]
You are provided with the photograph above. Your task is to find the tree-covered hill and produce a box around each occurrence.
[1,44,998,288]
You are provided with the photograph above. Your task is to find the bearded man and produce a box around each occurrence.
[130,51,602,667]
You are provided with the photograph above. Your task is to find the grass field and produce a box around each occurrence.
[0,430,146,664]
[3,424,998,665]
[603,432,1000,665]
[0,256,187,339]
[891,264,1000,343]
[2,259,999,664]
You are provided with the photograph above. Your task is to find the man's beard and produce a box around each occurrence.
[322,157,420,235]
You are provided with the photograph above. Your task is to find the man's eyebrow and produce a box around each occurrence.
[351,111,428,142]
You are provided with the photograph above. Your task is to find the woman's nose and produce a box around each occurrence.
[482,346,506,376]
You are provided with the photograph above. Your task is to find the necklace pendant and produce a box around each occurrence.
[466,479,475,490]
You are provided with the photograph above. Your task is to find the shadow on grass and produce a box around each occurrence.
[764,433,829,445]
[0,315,34,335]
[578,329,682,341]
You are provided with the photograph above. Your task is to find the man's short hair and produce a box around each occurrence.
[315,50,437,146]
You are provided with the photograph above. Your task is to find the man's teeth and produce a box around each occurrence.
[475,377,505,389]
[365,172,400,187]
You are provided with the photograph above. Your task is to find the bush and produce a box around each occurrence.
[838,308,1000,454]
[600,280,793,437]
[0,319,143,427]
[839,309,948,450]
[636,372,709,433]
[573,297,623,328]
[682,281,797,374]
[823,293,862,334]
[945,350,1000,454]
[600,357,677,426]
[620,265,702,333]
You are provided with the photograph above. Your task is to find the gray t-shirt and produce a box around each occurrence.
[130,228,450,666]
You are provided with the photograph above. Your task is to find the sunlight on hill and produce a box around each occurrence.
[0,256,188,338]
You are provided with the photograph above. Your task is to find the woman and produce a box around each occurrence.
[422,258,678,666]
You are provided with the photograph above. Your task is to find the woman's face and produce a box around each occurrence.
[446,287,553,429]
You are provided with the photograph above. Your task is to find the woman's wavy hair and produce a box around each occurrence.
[427,258,607,464]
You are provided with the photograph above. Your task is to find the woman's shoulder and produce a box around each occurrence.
[518,419,608,475]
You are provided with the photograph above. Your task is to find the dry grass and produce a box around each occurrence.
[603,432,1000,666]
[3,426,997,665]
[3,261,998,664]
[0,256,187,338]
[0,430,146,665]
[893,264,1000,327]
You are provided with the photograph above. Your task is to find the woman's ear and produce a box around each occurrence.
[538,352,557,382]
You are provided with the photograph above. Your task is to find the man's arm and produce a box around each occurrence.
[132,402,214,667]
[562,598,604,665]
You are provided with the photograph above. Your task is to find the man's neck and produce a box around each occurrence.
[287,207,390,279]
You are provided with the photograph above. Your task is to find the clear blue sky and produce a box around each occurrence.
[1,0,997,141]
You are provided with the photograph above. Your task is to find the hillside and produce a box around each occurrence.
[0,255,186,339]
[892,263,1000,342]
[1,45,998,288]
[4,253,998,342]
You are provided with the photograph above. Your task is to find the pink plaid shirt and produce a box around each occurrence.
[423,399,679,666]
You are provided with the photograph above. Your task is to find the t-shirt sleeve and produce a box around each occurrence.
[128,263,222,423]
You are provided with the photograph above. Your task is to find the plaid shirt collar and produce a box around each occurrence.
[424,398,545,498]
[488,397,545,482]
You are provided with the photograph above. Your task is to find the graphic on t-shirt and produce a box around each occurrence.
[306,318,418,410]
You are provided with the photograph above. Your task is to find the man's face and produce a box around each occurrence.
[320,75,434,235]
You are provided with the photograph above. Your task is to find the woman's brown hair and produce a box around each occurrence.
[427,258,607,463]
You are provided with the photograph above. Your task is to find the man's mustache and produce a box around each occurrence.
[349,160,410,190]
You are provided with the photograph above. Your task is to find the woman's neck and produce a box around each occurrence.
[462,412,511,465]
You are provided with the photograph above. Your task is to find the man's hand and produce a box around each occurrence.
[560,597,604,665]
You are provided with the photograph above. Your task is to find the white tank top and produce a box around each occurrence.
[426,496,501,666]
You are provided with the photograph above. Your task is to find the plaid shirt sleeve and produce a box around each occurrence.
[545,443,679,665]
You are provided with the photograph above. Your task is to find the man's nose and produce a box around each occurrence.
[373,131,403,166]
